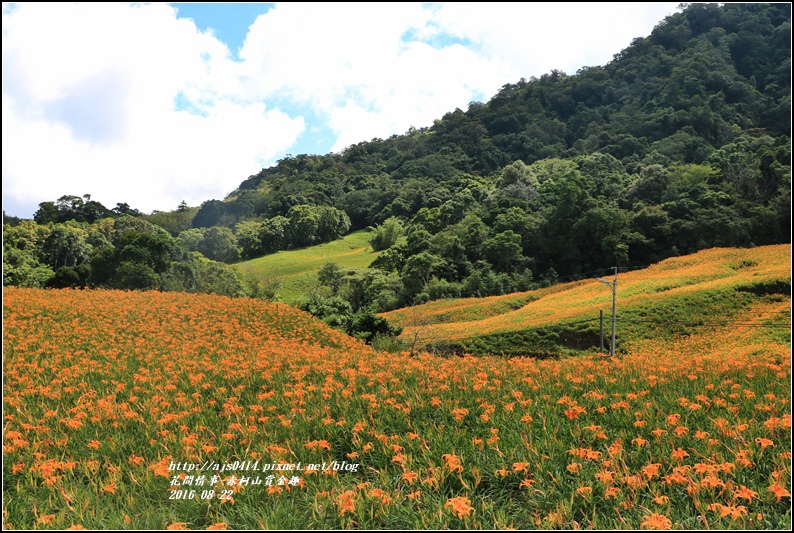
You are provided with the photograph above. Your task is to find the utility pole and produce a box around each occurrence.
[599,309,604,353]
[598,267,618,357]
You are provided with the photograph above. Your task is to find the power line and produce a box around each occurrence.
[545,263,657,283]
[556,317,601,326]
[554,268,615,281]
[527,317,789,329]
[616,265,652,272]
[620,318,791,328]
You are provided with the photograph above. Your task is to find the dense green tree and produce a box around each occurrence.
[405,225,433,256]
[461,215,489,262]
[482,230,524,273]
[114,261,159,290]
[176,228,206,253]
[411,207,444,234]
[572,206,632,267]
[145,205,197,236]
[317,262,345,296]
[285,205,320,248]
[235,221,266,259]
[401,251,443,297]
[345,312,403,345]
[367,271,403,312]
[260,216,290,254]
[40,225,92,269]
[113,202,142,217]
[197,226,240,263]
[424,277,462,300]
[112,215,168,245]
[369,242,408,273]
[116,231,181,273]
[429,230,469,280]
[157,253,246,296]
[193,259,247,297]
[33,194,116,224]
[4,220,51,253]
[3,246,54,288]
[45,265,90,288]
[498,159,540,205]
[628,164,673,205]
[192,199,228,228]
[316,206,351,243]
[88,247,118,287]
[368,217,404,251]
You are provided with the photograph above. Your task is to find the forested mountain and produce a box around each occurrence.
[4,3,791,321]
[221,3,790,249]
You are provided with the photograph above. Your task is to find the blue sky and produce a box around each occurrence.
[2,2,681,219]
[172,3,275,57]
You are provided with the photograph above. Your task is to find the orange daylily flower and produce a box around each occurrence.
[671,448,690,461]
[401,471,418,485]
[445,496,474,519]
[37,514,56,525]
[576,486,593,497]
[642,463,662,479]
[768,481,791,502]
[519,479,534,489]
[734,485,758,503]
[710,503,748,520]
[640,513,672,529]
[442,454,463,473]
[595,470,615,483]
[512,462,529,473]
[337,489,356,516]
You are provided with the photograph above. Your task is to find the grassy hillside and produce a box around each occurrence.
[381,244,791,356]
[233,230,381,303]
[3,285,790,529]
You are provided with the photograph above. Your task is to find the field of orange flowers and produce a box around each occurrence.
[382,244,792,354]
[3,274,791,529]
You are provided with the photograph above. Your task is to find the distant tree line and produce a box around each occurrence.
[4,195,351,295]
[3,212,254,297]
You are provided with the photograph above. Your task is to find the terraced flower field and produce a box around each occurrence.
[381,245,791,356]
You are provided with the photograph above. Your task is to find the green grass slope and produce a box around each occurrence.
[233,230,381,303]
[381,244,791,357]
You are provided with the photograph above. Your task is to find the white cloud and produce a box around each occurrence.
[238,3,514,152]
[2,2,680,218]
[2,2,304,215]
[428,2,682,74]
[237,2,680,152]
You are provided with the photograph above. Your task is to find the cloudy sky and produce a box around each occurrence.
[2,2,681,219]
